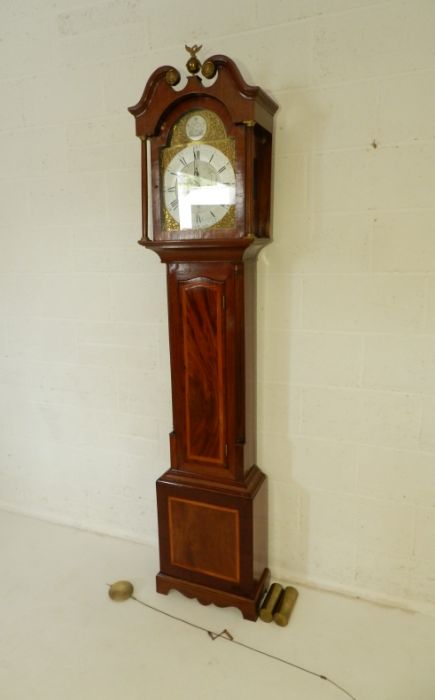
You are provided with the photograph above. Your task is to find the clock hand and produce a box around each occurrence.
[193,147,199,177]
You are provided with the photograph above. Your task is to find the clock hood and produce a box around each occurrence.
[128,54,278,139]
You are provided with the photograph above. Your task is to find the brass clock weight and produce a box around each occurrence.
[128,45,296,623]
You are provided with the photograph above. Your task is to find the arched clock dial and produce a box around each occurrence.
[162,142,236,230]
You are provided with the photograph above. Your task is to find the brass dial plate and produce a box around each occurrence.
[161,110,236,232]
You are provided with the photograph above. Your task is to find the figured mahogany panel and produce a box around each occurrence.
[168,497,240,583]
[180,279,226,467]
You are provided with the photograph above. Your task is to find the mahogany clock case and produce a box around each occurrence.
[129,52,278,620]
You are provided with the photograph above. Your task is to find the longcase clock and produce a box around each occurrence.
[129,47,278,620]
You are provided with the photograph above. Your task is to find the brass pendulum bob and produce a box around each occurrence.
[108,580,134,602]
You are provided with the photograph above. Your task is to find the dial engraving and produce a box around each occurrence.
[186,114,207,141]
[170,109,226,147]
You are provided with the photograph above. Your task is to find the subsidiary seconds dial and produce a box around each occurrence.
[163,143,236,230]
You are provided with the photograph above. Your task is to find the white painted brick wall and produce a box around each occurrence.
[0,0,435,614]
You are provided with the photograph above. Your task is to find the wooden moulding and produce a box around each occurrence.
[156,569,270,622]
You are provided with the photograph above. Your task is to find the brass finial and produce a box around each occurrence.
[165,67,181,86]
[185,43,203,74]
[202,59,217,80]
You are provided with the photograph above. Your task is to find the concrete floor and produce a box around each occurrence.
[1,509,435,700]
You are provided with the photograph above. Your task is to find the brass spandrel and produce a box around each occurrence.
[162,204,235,232]
[213,205,235,230]
[163,207,179,231]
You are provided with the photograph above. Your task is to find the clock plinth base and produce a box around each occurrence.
[155,466,269,621]
[156,568,270,621]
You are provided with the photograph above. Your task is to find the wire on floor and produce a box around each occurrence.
[106,584,357,700]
